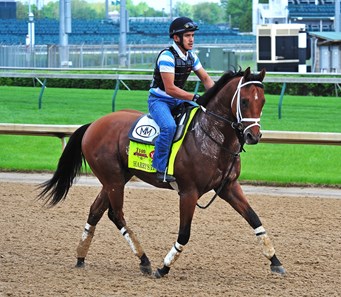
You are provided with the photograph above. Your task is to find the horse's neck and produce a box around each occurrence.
[199,84,242,149]
[196,106,240,152]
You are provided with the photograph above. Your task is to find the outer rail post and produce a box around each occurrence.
[278,82,286,120]
[194,81,200,94]
[38,78,47,110]
[112,79,120,112]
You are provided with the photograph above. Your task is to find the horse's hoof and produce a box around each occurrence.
[154,269,163,279]
[270,265,286,275]
[75,258,85,268]
[140,263,152,275]
[154,266,170,278]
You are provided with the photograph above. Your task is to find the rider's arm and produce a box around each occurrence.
[160,72,195,101]
[194,67,215,90]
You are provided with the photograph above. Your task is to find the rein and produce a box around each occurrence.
[196,112,243,209]
[196,77,263,209]
[200,106,246,147]
[196,153,239,209]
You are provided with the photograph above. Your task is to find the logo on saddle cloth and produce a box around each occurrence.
[128,104,199,174]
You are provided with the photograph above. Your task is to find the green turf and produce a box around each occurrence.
[0,86,340,186]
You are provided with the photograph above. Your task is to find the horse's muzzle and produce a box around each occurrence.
[245,131,262,144]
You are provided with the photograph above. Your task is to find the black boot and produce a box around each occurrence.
[156,171,176,183]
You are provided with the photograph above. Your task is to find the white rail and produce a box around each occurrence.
[0,123,340,149]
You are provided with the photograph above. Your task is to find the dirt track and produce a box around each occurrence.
[1,180,341,297]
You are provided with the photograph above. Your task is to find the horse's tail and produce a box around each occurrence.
[37,123,91,207]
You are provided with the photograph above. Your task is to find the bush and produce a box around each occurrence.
[264,82,336,96]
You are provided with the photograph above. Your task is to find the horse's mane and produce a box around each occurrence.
[200,68,263,107]
[199,69,244,106]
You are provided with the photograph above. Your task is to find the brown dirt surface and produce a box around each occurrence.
[1,182,341,297]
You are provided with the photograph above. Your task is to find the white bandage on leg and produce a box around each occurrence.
[76,223,96,258]
[164,242,184,267]
[120,226,144,258]
[254,226,266,236]
[254,226,275,259]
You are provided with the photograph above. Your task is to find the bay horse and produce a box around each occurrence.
[38,67,286,278]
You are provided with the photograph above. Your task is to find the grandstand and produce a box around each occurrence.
[287,0,336,32]
[0,18,254,46]
[0,0,15,19]
[256,0,338,32]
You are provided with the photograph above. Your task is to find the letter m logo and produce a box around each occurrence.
[136,125,157,138]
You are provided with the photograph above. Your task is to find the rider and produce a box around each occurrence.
[148,17,215,182]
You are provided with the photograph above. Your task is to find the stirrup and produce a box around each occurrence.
[156,171,176,183]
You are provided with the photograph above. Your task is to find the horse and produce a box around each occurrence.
[38,67,286,278]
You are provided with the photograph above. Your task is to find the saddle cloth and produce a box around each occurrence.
[128,104,199,174]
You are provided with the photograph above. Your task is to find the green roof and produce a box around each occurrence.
[309,32,341,44]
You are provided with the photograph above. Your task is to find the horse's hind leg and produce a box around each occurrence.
[76,189,109,268]
[220,182,286,275]
[106,184,152,275]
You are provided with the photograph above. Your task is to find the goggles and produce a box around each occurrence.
[183,22,198,30]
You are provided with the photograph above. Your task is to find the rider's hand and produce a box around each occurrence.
[193,94,205,106]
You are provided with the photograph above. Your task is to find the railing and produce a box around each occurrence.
[0,123,340,150]
[0,43,255,68]
[3,67,341,82]
[2,68,341,117]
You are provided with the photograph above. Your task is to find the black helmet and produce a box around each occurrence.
[169,17,198,38]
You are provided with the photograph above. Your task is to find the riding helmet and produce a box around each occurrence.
[169,17,199,38]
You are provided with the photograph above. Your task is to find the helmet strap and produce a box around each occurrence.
[174,34,187,53]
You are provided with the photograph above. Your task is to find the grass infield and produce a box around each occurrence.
[0,86,340,187]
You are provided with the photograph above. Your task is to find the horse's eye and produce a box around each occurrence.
[241,99,249,109]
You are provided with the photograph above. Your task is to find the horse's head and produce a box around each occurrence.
[230,67,266,145]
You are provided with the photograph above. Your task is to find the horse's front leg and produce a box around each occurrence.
[155,192,197,278]
[219,181,286,275]
[76,189,109,268]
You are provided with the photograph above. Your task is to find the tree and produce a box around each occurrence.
[40,1,59,19]
[193,2,225,24]
[16,2,29,19]
[174,2,193,19]
[126,0,164,17]
[15,0,235,24]
[226,0,252,32]
[71,0,101,19]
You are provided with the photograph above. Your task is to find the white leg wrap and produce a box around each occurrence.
[254,226,266,235]
[164,242,184,267]
[255,226,275,260]
[120,226,144,258]
[76,223,96,258]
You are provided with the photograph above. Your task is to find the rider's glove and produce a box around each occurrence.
[192,94,205,106]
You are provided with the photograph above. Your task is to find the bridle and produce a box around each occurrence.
[200,76,264,147]
[231,77,264,134]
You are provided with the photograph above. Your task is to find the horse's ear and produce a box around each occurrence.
[259,68,266,82]
[243,67,251,80]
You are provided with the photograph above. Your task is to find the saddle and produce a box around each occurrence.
[127,102,199,174]
[128,102,197,144]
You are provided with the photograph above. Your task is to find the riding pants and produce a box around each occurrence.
[148,94,183,173]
